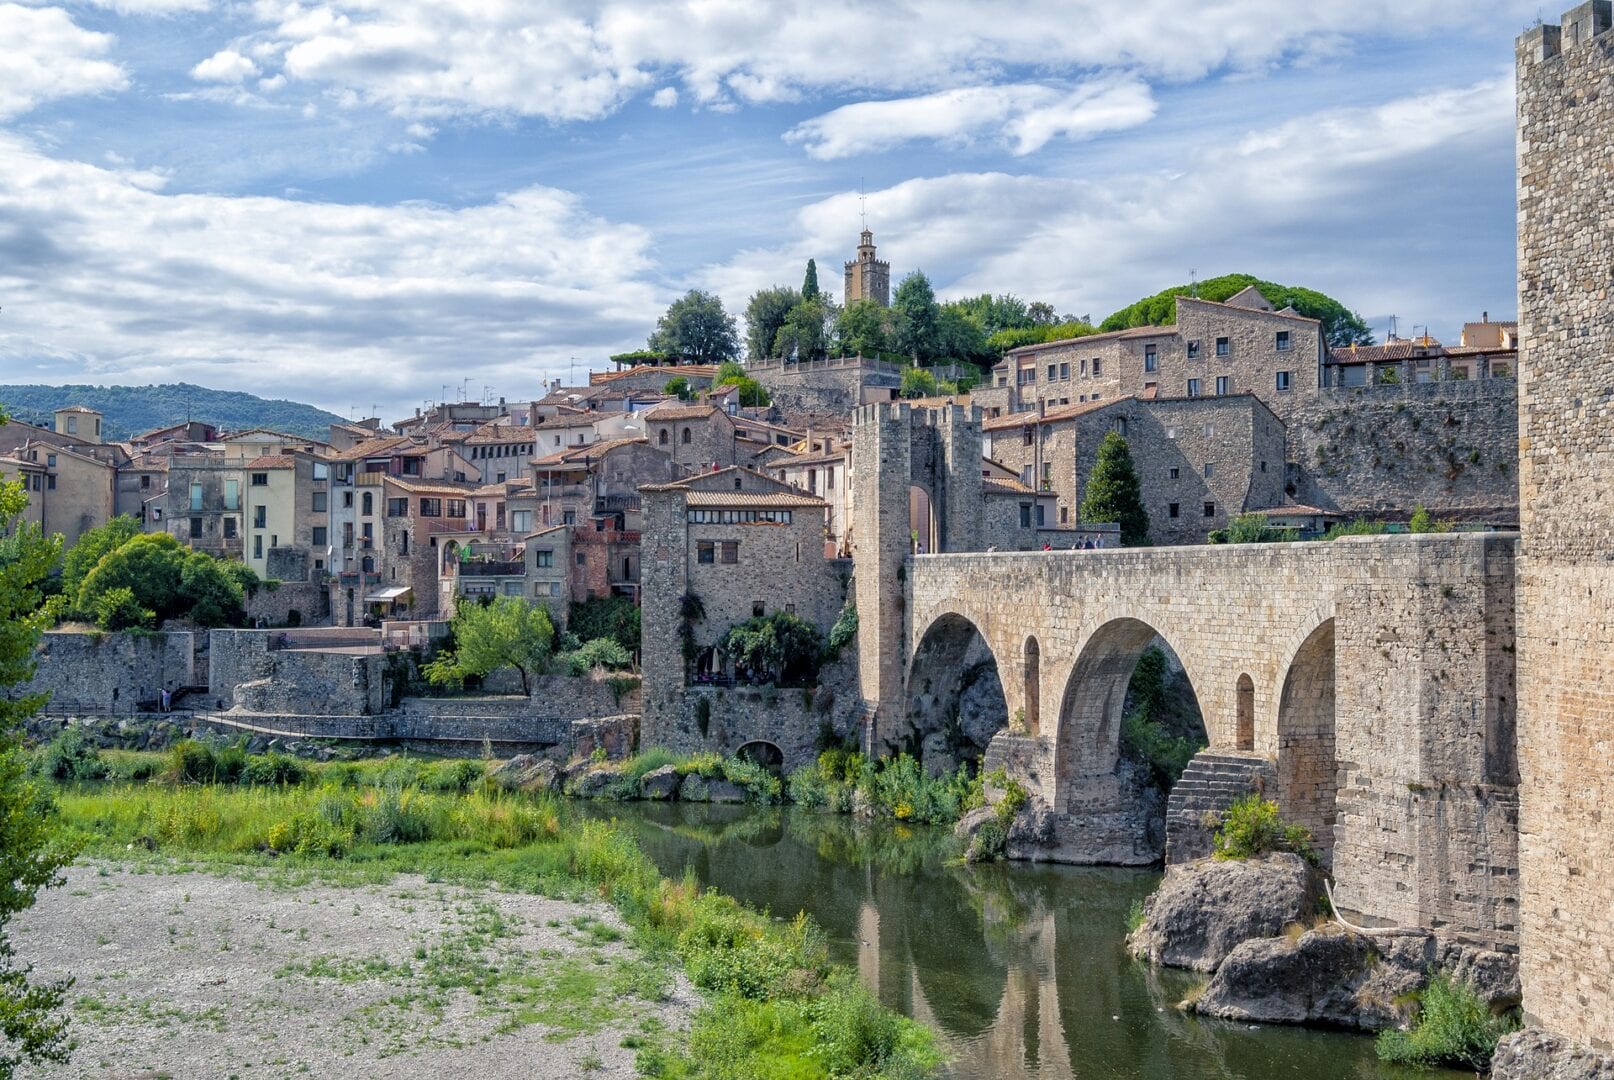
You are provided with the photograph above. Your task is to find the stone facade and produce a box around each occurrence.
[22,630,199,713]
[206,629,385,715]
[748,356,902,415]
[843,229,890,308]
[644,404,737,473]
[1515,4,1614,1050]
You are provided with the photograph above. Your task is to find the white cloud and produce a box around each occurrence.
[704,78,1516,340]
[204,0,1516,121]
[0,134,665,412]
[650,86,678,108]
[191,48,259,83]
[0,4,127,120]
[786,78,1156,160]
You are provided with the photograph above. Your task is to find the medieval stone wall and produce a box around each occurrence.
[206,630,384,715]
[23,630,198,712]
[1287,379,1519,523]
[1514,5,1614,1048]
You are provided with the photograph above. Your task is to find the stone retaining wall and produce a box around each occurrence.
[24,631,198,713]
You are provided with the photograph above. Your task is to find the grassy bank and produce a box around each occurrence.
[44,763,943,1079]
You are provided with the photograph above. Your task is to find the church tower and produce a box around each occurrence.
[843,229,891,308]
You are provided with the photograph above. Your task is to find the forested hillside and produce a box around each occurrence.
[0,383,344,440]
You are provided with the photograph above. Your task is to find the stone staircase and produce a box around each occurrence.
[1165,750,1277,865]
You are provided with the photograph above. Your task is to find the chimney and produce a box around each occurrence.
[1482,311,1489,323]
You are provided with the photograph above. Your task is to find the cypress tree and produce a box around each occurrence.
[802,259,820,300]
[1081,431,1150,546]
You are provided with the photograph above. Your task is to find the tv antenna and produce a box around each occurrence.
[858,177,867,231]
[1189,269,1198,298]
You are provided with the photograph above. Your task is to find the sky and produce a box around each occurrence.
[0,0,1542,420]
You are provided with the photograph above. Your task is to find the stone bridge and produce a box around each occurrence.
[880,533,1520,950]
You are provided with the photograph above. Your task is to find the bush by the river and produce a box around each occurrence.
[1214,795,1317,865]
[788,750,982,825]
[1375,972,1518,1070]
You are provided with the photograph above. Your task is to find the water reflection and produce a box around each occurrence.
[591,802,1457,1080]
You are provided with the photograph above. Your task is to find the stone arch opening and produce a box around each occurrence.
[736,740,784,775]
[1235,673,1255,750]
[901,613,1007,774]
[1276,618,1337,868]
[442,539,461,572]
[908,485,938,554]
[1054,619,1207,857]
[1023,636,1041,736]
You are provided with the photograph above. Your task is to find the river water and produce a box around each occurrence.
[594,801,1465,1080]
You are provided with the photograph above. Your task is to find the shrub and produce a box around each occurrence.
[91,586,154,631]
[678,895,823,1000]
[1376,972,1518,1070]
[721,757,782,804]
[1213,795,1316,864]
[165,740,217,784]
[826,599,858,655]
[241,753,309,787]
[559,637,633,675]
[356,786,434,844]
[1125,898,1147,935]
[34,728,107,782]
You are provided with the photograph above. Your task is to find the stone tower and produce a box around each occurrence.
[851,403,983,747]
[843,229,891,309]
[1515,2,1614,1052]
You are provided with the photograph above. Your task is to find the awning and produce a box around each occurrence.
[365,586,413,604]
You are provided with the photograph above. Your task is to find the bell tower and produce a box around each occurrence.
[843,229,891,308]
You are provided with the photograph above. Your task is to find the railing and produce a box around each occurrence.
[456,560,526,577]
[596,494,640,512]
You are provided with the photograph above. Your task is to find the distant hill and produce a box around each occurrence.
[0,383,345,441]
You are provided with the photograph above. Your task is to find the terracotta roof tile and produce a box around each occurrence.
[683,491,826,509]
[244,455,295,469]
[981,396,1130,431]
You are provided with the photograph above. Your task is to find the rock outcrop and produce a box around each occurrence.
[1127,853,1320,972]
[639,765,681,800]
[490,754,560,792]
[1492,1029,1614,1080]
[1195,926,1519,1030]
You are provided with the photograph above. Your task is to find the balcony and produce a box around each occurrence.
[596,493,640,512]
[455,560,526,578]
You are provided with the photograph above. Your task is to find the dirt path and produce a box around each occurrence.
[15,862,696,1079]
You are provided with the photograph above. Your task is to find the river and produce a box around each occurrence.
[592,801,1465,1080]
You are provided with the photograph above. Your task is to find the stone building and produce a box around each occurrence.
[461,422,537,484]
[994,292,1325,424]
[843,229,890,308]
[52,405,102,443]
[522,525,572,630]
[240,451,330,584]
[643,402,738,472]
[12,441,116,545]
[1513,3,1614,1059]
[153,452,245,559]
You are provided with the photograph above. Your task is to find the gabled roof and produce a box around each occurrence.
[333,435,415,461]
[54,405,100,415]
[641,464,791,494]
[981,396,1133,431]
[683,490,826,509]
[381,475,480,494]
[244,455,295,470]
[644,402,722,422]
[983,477,1037,496]
[532,435,648,467]
[1002,325,1172,359]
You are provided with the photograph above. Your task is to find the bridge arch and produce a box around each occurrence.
[901,611,1009,772]
[1053,617,1207,818]
[1275,617,1337,867]
[736,740,784,774]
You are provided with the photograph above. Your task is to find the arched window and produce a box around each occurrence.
[1236,673,1255,750]
[682,427,692,444]
[659,428,669,445]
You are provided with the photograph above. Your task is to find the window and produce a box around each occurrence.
[400,532,409,556]
[65,416,76,434]
[1092,358,1102,376]
[753,602,765,618]
[362,555,374,573]
[46,454,55,468]
[362,492,373,516]
[1059,362,1070,380]
[251,472,269,486]
[1080,358,1087,376]
[1168,467,1179,480]
[1022,426,1034,447]
[1215,376,1230,396]
[682,428,692,444]
[1019,503,1032,528]
[1144,345,1158,372]
[362,522,373,545]
[190,482,203,511]
[1035,504,1046,527]
[446,499,466,518]
[1276,330,1291,351]
[1260,461,1267,473]
[386,497,407,517]
[401,458,422,476]
[1204,462,1215,478]
[562,510,576,525]
[1203,422,1215,437]
[224,479,239,510]
[575,552,586,566]
[1168,503,1180,519]
[312,491,327,512]
[1204,501,1216,518]
[224,518,237,539]
[1215,337,1230,357]
[1187,340,1201,360]
[685,509,794,524]
[313,462,329,480]
[342,491,353,508]
[419,498,442,517]
[659,429,668,445]
[141,474,151,489]
[253,535,263,559]
[343,522,354,545]
[1061,506,1069,524]
[534,548,553,567]
[1018,367,1036,385]
[190,517,203,539]
[720,541,739,564]
[1275,370,1292,392]
[270,534,278,548]
[312,526,327,545]
[697,541,715,564]
[46,475,55,490]
[1187,378,1201,397]
[512,510,531,532]
[253,506,267,528]
[1047,364,1056,381]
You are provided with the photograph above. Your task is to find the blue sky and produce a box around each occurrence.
[0,1,1539,419]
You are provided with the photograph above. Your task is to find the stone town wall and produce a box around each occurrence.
[902,533,1519,949]
[244,580,332,627]
[23,630,198,712]
[1514,7,1614,1048]
[206,629,384,715]
[1287,379,1519,523]
[750,360,901,416]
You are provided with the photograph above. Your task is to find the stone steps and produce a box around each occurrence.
[1164,751,1278,865]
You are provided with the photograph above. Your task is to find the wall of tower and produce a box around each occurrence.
[1514,3,1614,1048]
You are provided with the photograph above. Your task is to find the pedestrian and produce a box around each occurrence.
[160,687,171,713]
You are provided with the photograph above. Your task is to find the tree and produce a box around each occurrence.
[743,286,800,361]
[719,612,824,686]
[60,515,141,601]
[647,290,740,363]
[933,307,991,366]
[177,551,252,627]
[713,361,772,407]
[802,259,820,301]
[1081,432,1150,546]
[425,596,555,696]
[1100,273,1373,348]
[772,297,833,362]
[0,421,76,1071]
[835,299,891,358]
[664,375,692,401]
[892,271,939,363]
[75,533,252,628]
[900,368,938,399]
[568,595,640,654]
